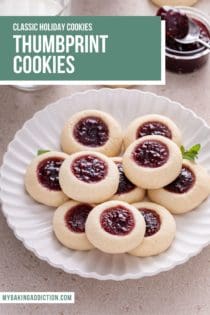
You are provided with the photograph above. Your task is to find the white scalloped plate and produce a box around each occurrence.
[1,88,210,281]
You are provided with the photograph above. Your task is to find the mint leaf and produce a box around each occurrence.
[190,144,201,154]
[180,145,185,155]
[37,149,50,156]
[180,144,201,161]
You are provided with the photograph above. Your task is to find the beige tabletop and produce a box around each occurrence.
[0,1,210,315]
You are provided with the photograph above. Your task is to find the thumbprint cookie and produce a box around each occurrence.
[53,201,94,250]
[61,110,123,156]
[25,151,69,207]
[148,160,210,214]
[59,151,119,203]
[124,114,182,148]
[129,202,176,257]
[85,201,146,254]
[123,135,182,189]
[111,157,145,203]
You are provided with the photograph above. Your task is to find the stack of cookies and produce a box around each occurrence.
[25,110,210,256]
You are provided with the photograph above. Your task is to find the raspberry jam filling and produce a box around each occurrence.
[137,121,172,139]
[139,208,161,237]
[65,204,93,233]
[132,140,169,168]
[72,155,108,183]
[73,116,109,147]
[115,162,135,195]
[157,7,210,53]
[100,206,135,236]
[37,157,63,191]
[165,165,195,194]
[158,8,189,40]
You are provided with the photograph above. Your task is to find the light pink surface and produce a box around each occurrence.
[0,1,210,314]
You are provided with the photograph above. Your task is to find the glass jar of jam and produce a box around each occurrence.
[158,6,210,74]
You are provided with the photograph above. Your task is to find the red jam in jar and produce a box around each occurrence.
[157,7,210,73]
